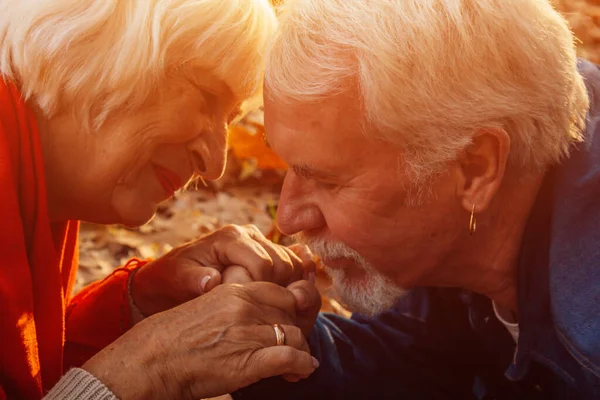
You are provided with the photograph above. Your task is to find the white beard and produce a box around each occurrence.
[294,234,406,316]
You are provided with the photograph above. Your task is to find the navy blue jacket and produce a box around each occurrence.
[234,60,600,399]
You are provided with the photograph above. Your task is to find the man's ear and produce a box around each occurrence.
[454,127,510,214]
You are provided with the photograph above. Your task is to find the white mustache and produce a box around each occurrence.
[293,233,367,266]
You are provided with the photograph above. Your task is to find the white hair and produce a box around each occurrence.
[266,0,589,179]
[0,0,277,130]
[295,233,406,316]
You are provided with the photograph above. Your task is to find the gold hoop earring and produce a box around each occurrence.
[469,204,477,236]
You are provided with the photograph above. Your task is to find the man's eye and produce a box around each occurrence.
[317,181,338,190]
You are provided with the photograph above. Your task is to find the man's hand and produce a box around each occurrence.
[83,282,319,400]
[221,241,322,339]
[287,279,321,338]
[282,279,322,383]
[221,242,317,285]
[131,224,315,316]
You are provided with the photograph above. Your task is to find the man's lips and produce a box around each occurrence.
[152,164,183,197]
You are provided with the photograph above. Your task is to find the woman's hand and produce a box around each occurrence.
[131,224,316,316]
[83,282,319,400]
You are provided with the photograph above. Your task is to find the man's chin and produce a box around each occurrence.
[326,266,407,317]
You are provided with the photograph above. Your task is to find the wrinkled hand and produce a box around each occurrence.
[131,224,315,316]
[83,282,319,400]
[221,242,317,285]
[223,243,322,340]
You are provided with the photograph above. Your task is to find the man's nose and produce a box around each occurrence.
[276,172,326,236]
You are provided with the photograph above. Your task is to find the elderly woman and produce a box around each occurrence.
[234,0,600,399]
[0,1,319,399]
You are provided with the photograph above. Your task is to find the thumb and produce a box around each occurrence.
[287,280,321,337]
[287,280,321,313]
[249,347,319,382]
[177,265,223,297]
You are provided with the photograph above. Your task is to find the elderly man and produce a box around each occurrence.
[234,0,600,399]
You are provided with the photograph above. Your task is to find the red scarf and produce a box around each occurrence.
[0,79,79,399]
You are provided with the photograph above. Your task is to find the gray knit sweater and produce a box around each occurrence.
[42,269,144,399]
[43,369,118,400]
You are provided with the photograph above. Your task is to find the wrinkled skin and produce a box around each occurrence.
[83,282,320,400]
[132,224,316,317]
[36,71,324,396]
[261,85,543,314]
[39,71,237,227]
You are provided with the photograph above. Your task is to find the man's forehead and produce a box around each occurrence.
[265,97,345,130]
[263,91,391,179]
[264,87,364,136]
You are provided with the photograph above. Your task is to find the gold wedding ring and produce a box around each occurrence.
[272,324,286,346]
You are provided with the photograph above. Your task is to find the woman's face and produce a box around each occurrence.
[40,74,239,226]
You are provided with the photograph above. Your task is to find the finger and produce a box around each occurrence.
[287,280,322,337]
[283,374,301,383]
[243,282,297,320]
[191,225,275,280]
[287,244,317,282]
[281,246,305,284]
[245,225,298,285]
[248,346,319,382]
[251,324,310,353]
[222,265,253,285]
[175,265,223,298]
[213,238,275,282]
[287,280,321,312]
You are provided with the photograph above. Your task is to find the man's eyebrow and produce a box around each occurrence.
[292,163,336,180]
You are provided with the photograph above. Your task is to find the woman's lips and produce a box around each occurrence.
[152,164,183,198]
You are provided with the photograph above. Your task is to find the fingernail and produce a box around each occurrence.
[291,288,307,309]
[312,357,320,369]
[308,272,316,284]
[200,275,211,293]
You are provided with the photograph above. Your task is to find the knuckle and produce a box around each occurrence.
[230,297,254,316]
[220,224,245,238]
[217,282,245,300]
[243,224,263,236]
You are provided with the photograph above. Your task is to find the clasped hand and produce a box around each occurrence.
[83,224,322,400]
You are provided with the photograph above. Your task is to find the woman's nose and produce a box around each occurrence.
[188,120,227,180]
[276,172,326,236]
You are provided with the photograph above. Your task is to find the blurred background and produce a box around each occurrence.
[76,0,600,319]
